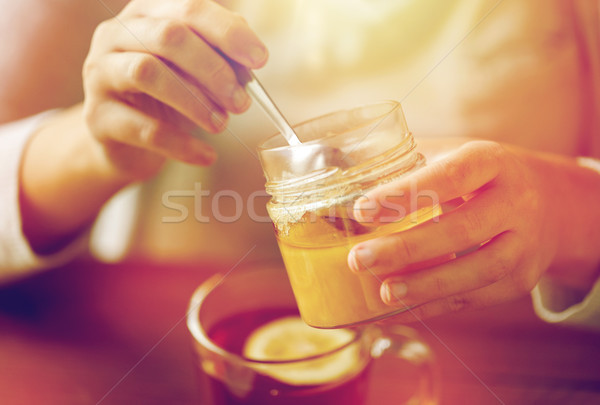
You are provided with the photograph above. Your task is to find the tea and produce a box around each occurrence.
[200,308,371,405]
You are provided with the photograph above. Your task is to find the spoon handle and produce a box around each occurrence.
[230,62,302,146]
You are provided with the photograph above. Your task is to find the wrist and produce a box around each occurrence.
[19,104,131,253]
[540,153,600,289]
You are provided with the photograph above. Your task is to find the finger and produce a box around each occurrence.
[93,17,250,113]
[88,51,228,133]
[348,188,512,274]
[88,99,217,166]
[353,141,505,223]
[379,231,519,308]
[140,0,268,68]
[385,269,535,324]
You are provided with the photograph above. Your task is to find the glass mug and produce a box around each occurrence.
[258,101,440,328]
[186,263,438,405]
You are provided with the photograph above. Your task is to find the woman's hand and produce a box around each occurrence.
[19,0,268,253]
[347,140,600,321]
[83,0,268,179]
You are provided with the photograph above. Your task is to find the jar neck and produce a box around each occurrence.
[265,133,421,203]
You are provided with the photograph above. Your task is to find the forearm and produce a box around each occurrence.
[19,104,131,254]
[531,156,600,327]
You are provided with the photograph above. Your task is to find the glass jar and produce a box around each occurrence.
[258,101,439,328]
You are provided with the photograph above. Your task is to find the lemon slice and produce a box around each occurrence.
[242,316,364,386]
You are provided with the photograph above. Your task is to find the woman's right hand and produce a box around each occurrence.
[82,0,268,180]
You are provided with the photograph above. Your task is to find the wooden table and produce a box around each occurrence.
[1,259,599,404]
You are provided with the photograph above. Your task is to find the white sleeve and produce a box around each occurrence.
[532,277,600,329]
[531,157,600,329]
[0,111,87,284]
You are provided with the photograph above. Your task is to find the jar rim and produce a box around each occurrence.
[257,100,403,153]
[258,100,418,199]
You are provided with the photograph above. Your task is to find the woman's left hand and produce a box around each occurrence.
[347,140,600,321]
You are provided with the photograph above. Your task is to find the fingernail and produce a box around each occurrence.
[232,87,249,110]
[201,147,218,165]
[381,284,392,304]
[248,45,267,65]
[354,196,378,223]
[210,111,227,130]
[382,282,408,304]
[348,246,374,272]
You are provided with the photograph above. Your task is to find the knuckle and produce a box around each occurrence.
[484,251,512,284]
[207,58,233,85]
[445,141,504,191]
[82,100,116,146]
[220,13,248,41]
[128,54,160,86]
[92,20,112,42]
[512,270,538,294]
[434,276,449,296]
[82,58,99,81]
[452,221,472,247]
[463,209,484,235]
[440,159,467,196]
[231,13,249,29]
[481,140,505,159]
[139,119,163,146]
[445,296,469,313]
[155,20,187,49]
[232,12,248,25]
[473,140,505,173]
[451,209,485,246]
[518,187,541,213]
[88,19,119,56]
[392,234,415,266]
[180,0,204,15]
[466,140,504,160]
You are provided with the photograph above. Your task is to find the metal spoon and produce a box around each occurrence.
[229,59,353,172]
[229,63,301,146]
